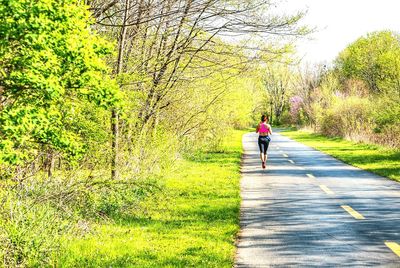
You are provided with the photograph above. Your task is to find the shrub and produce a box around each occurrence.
[0,185,72,267]
[370,95,400,147]
[0,170,162,266]
[316,96,373,141]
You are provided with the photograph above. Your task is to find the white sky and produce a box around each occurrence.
[278,0,400,65]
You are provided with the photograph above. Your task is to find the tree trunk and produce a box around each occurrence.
[111,0,130,179]
[111,109,119,179]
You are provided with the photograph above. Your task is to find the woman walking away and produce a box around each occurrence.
[256,115,272,169]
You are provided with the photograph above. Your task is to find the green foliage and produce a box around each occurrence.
[372,94,400,128]
[0,0,118,168]
[336,31,400,94]
[370,94,400,147]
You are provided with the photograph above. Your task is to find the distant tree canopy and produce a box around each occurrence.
[336,31,400,94]
[281,30,400,148]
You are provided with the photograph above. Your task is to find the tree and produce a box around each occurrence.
[336,30,400,94]
[263,64,293,124]
[292,64,326,126]
[0,0,118,179]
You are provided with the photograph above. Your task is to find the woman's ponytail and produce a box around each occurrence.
[261,114,269,122]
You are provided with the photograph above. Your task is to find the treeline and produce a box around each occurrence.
[0,0,305,266]
[268,31,400,148]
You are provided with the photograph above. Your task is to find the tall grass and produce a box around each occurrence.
[56,130,245,267]
[0,129,245,267]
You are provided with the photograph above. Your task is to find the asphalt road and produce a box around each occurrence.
[235,131,400,267]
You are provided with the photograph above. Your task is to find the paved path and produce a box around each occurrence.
[235,131,400,267]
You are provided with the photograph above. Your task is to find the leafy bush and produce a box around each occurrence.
[370,95,400,147]
[318,110,343,137]
[334,96,372,140]
[315,94,372,139]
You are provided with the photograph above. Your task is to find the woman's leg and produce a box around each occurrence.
[260,150,266,162]
[262,142,267,168]
[258,139,264,164]
[264,141,270,165]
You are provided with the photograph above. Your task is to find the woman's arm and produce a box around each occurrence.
[268,124,273,135]
[256,123,260,133]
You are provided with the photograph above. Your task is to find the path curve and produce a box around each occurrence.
[235,131,400,267]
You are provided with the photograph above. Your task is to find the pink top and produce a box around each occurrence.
[259,123,269,133]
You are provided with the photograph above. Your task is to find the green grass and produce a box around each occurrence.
[58,130,246,267]
[281,129,400,182]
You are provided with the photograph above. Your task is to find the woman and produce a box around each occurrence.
[256,115,272,169]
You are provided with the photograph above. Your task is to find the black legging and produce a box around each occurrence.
[258,136,270,154]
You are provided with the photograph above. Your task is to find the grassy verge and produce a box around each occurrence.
[58,130,246,267]
[281,129,400,182]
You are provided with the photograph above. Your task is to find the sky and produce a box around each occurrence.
[278,0,400,65]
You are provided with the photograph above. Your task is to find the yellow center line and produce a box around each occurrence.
[319,185,335,195]
[288,159,294,164]
[385,242,400,257]
[306,173,315,179]
[341,205,365,220]
[282,153,288,158]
